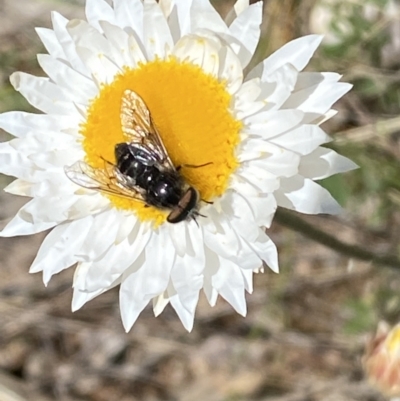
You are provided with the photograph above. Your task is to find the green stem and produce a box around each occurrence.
[274,209,400,269]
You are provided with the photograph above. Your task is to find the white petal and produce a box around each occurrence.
[14,195,78,224]
[72,286,107,311]
[212,258,247,316]
[121,228,175,302]
[67,19,122,82]
[3,179,33,196]
[232,235,262,270]
[0,111,80,138]
[235,78,261,103]
[168,222,187,257]
[141,228,176,298]
[0,141,38,179]
[234,167,280,193]
[143,0,173,60]
[67,19,120,64]
[51,12,88,76]
[72,266,121,311]
[218,45,243,94]
[29,148,81,169]
[113,0,144,39]
[30,217,93,282]
[299,147,358,179]
[4,176,66,198]
[203,248,219,306]
[276,175,341,215]
[249,229,279,273]
[62,193,110,221]
[283,81,353,115]
[233,78,265,118]
[317,109,338,125]
[229,2,262,68]
[223,191,259,240]
[225,0,250,25]
[115,213,137,244]
[255,35,323,77]
[35,28,65,60]
[246,64,299,110]
[295,72,341,92]
[9,133,76,153]
[190,0,229,33]
[168,285,197,332]
[174,34,220,77]
[77,209,122,261]
[158,0,173,19]
[37,54,98,104]
[75,46,120,85]
[119,229,175,331]
[0,137,79,182]
[170,223,204,305]
[10,72,78,115]
[204,214,241,260]
[247,144,300,177]
[79,240,135,292]
[126,220,153,259]
[163,4,181,43]
[264,62,298,91]
[0,206,56,237]
[119,254,149,331]
[241,268,254,293]
[261,64,299,110]
[205,214,263,272]
[75,220,151,292]
[99,21,146,68]
[245,109,304,138]
[172,0,193,36]
[85,0,116,31]
[228,190,277,231]
[229,174,260,198]
[234,0,250,14]
[270,125,331,155]
[152,290,170,317]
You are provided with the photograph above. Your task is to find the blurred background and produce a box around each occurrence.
[0,0,400,400]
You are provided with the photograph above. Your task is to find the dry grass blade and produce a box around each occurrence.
[336,116,400,144]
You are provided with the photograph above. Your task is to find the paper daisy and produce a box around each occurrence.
[0,0,356,331]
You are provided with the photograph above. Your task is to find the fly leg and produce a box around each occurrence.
[176,162,213,171]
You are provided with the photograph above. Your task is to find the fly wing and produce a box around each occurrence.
[120,89,175,171]
[65,160,146,201]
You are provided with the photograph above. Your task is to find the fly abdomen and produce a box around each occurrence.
[148,179,181,207]
[114,139,199,222]
[139,170,182,209]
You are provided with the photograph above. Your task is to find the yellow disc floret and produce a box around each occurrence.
[81,57,242,223]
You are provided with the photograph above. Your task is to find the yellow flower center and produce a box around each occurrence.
[81,57,242,224]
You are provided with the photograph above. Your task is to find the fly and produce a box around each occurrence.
[65,90,206,223]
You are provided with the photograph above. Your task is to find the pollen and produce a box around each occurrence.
[81,57,242,223]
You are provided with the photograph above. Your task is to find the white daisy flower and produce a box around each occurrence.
[0,0,357,331]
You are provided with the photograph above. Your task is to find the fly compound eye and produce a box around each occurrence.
[167,187,199,223]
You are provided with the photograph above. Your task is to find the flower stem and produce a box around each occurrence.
[274,208,400,269]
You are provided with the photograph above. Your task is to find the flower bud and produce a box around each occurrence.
[363,322,400,397]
